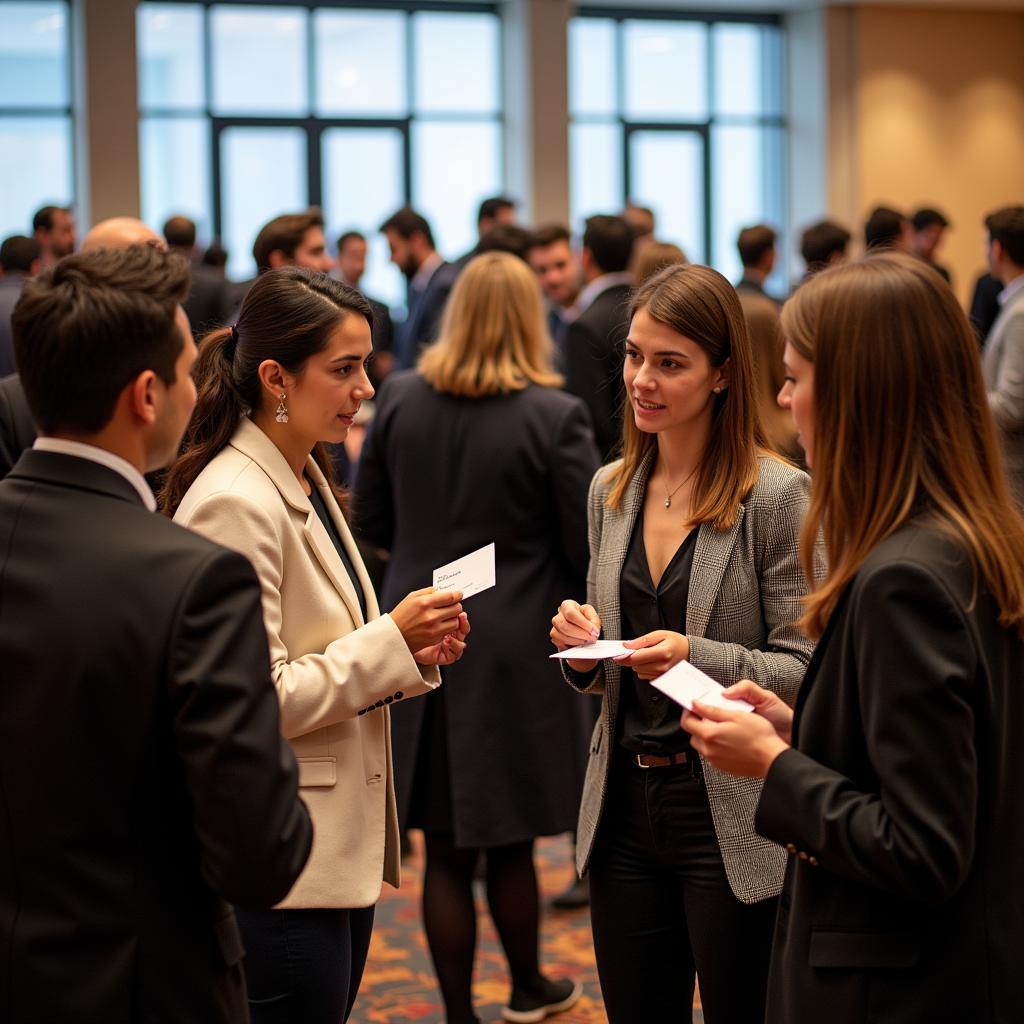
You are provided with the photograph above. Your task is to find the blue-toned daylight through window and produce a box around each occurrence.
[0,1,74,240]
[138,2,503,303]
[569,9,785,289]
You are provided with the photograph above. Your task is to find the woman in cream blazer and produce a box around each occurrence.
[162,268,468,1024]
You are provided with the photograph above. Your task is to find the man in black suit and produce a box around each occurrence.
[864,205,913,253]
[380,207,458,370]
[910,206,953,284]
[0,235,41,376]
[736,223,781,303]
[336,228,395,380]
[0,244,312,1023]
[0,216,165,478]
[163,214,231,336]
[563,214,634,460]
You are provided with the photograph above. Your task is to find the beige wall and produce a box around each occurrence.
[828,4,1024,303]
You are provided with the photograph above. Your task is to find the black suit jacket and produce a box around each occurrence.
[394,261,458,370]
[183,262,231,338]
[0,450,312,1023]
[564,283,632,461]
[0,373,36,479]
[756,524,1024,1024]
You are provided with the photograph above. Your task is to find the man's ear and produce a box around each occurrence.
[130,370,160,426]
[267,249,289,269]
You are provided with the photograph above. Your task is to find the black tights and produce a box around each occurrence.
[422,833,544,1024]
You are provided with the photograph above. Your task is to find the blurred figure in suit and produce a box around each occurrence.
[0,235,41,376]
[380,207,458,371]
[164,214,231,337]
[564,214,635,461]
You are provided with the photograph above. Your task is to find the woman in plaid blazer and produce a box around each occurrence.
[550,264,814,1024]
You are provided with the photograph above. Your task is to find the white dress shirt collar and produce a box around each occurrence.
[411,251,444,293]
[998,272,1024,308]
[32,437,156,511]
[576,271,634,316]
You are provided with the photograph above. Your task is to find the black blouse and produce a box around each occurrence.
[616,513,698,756]
[307,482,368,622]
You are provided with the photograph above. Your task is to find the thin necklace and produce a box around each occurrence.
[662,465,699,509]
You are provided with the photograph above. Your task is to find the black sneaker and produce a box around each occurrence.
[549,875,589,910]
[502,978,583,1023]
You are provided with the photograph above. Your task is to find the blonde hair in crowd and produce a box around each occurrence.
[418,251,563,397]
[782,252,1024,638]
[605,263,767,530]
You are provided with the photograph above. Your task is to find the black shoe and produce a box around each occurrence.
[549,875,589,910]
[502,978,582,1023]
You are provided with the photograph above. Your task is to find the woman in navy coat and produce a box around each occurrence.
[354,252,599,1024]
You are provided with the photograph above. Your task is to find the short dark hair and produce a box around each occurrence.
[252,209,325,272]
[737,225,777,268]
[582,215,633,274]
[0,234,42,273]
[477,196,516,226]
[985,206,1024,267]
[526,224,571,253]
[912,207,950,233]
[336,230,366,252]
[864,206,908,250]
[474,224,533,262]
[201,240,227,268]
[12,245,190,435]
[32,205,70,233]
[163,215,197,249]
[800,220,851,271]
[379,207,435,250]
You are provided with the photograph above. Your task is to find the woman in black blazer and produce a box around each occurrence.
[684,252,1024,1024]
[354,252,599,1024]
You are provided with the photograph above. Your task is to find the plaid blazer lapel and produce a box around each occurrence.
[597,449,656,712]
[686,507,746,639]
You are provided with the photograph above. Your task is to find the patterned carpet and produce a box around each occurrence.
[352,832,703,1023]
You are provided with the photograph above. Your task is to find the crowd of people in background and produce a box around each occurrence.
[2,192,1024,1024]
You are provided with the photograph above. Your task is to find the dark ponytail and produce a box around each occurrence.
[160,267,372,517]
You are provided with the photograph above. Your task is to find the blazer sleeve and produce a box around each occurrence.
[562,467,610,697]
[184,491,438,740]
[170,547,312,908]
[987,308,1024,432]
[686,469,812,703]
[548,400,602,580]
[755,560,978,904]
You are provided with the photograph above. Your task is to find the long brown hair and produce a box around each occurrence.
[606,263,765,530]
[783,252,1024,637]
[418,251,563,397]
[160,268,372,517]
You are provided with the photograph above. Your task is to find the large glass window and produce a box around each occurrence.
[569,12,784,288]
[137,2,503,300]
[0,1,73,240]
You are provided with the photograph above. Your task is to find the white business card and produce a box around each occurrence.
[650,659,755,713]
[549,640,633,660]
[432,542,496,599]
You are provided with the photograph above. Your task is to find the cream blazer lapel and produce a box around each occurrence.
[229,419,366,627]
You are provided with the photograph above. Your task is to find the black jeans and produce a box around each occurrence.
[588,754,776,1024]
[234,906,376,1024]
